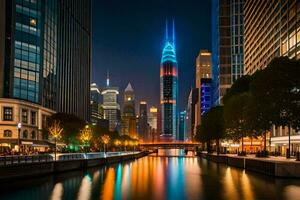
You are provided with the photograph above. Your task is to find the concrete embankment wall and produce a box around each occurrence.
[0,152,148,180]
[199,153,300,178]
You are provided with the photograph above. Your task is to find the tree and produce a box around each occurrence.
[48,120,63,160]
[223,75,252,104]
[48,113,86,146]
[195,106,225,154]
[80,125,93,154]
[224,92,252,154]
[251,57,300,157]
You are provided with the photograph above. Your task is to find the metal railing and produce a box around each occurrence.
[0,151,140,166]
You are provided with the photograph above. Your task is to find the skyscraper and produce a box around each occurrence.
[212,0,244,105]
[101,74,121,132]
[148,106,158,141]
[138,101,148,141]
[195,50,212,132]
[244,0,300,156]
[0,0,91,149]
[179,110,187,141]
[0,0,91,121]
[186,88,198,141]
[160,20,178,141]
[90,83,102,125]
[121,83,137,138]
[244,0,300,74]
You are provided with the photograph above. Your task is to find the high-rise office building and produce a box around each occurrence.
[90,83,102,125]
[148,106,158,130]
[244,0,300,74]
[244,0,300,155]
[186,88,198,141]
[160,20,178,141]
[121,83,137,138]
[195,50,213,132]
[138,101,148,141]
[212,0,244,105]
[0,0,91,149]
[148,106,158,141]
[101,75,120,132]
[179,110,187,141]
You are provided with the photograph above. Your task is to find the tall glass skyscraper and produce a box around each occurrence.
[160,20,178,141]
[0,0,91,121]
[211,0,244,105]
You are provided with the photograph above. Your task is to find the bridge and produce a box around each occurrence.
[139,142,200,151]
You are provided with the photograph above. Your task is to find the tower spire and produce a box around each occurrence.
[165,18,169,43]
[106,70,110,87]
[172,19,175,48]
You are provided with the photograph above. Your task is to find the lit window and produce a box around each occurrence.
[3,107,13,121]
[3,130,12,137]
[22,109,28,123]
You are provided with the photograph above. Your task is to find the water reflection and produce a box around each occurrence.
[2,150,300,200]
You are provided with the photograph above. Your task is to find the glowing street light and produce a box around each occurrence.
[17,122,22,153]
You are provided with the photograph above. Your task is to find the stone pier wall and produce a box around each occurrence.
[199,153,300,178]
[0,152,148,180]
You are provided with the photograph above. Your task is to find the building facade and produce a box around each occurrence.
[90,83,102,125]
[244,0,300,155]
[0,0,91,151]
[160,20,178,141]
[244,0,300,74]
[195,50,213,133]
[121,83,137,138]
[179,110,186,141]
[212,0,244,105]
[148,106,158,141]
[138,101,148,141]
[0,0,91,121]
[186,88,198,141]
[0,98,55,152]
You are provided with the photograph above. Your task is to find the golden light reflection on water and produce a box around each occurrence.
[241,171,254,200]
[224,167,239,200]
[77,175,92,200]
[101,168,115,200]
[45,153,300,200]
[50,182,63,200]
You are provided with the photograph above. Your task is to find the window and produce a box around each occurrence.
[3,107,13,121]
[22,109,28,123]
[31,131,36,139]
[23,130,28,139]
[31,111,36,125]
[3,130,12,137]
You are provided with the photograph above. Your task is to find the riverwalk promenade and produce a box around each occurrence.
[199,152,300,178]
[0,151,148,180]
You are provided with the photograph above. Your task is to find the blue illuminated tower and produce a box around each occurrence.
[160,20,178,141]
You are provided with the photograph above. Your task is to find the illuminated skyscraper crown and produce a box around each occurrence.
[161,19,177,63]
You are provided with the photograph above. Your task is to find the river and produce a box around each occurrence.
[2,149,300,200]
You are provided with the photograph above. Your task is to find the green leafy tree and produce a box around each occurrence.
[47,113,86,146]
[251,57,300,156]
[224,92,252,154]
[195,106,225,154]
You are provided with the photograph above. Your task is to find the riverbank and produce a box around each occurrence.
[199,152,300,178]
[0,151,149,180]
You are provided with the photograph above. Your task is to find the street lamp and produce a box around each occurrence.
[17,122,22,154]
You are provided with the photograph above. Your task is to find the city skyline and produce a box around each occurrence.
[92,0,211,110]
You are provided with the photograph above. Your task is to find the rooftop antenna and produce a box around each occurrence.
[106,70,110,87]
[165,18,169,43]
[172,19,176,49]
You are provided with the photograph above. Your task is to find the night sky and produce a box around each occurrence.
[92,0,211,110]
